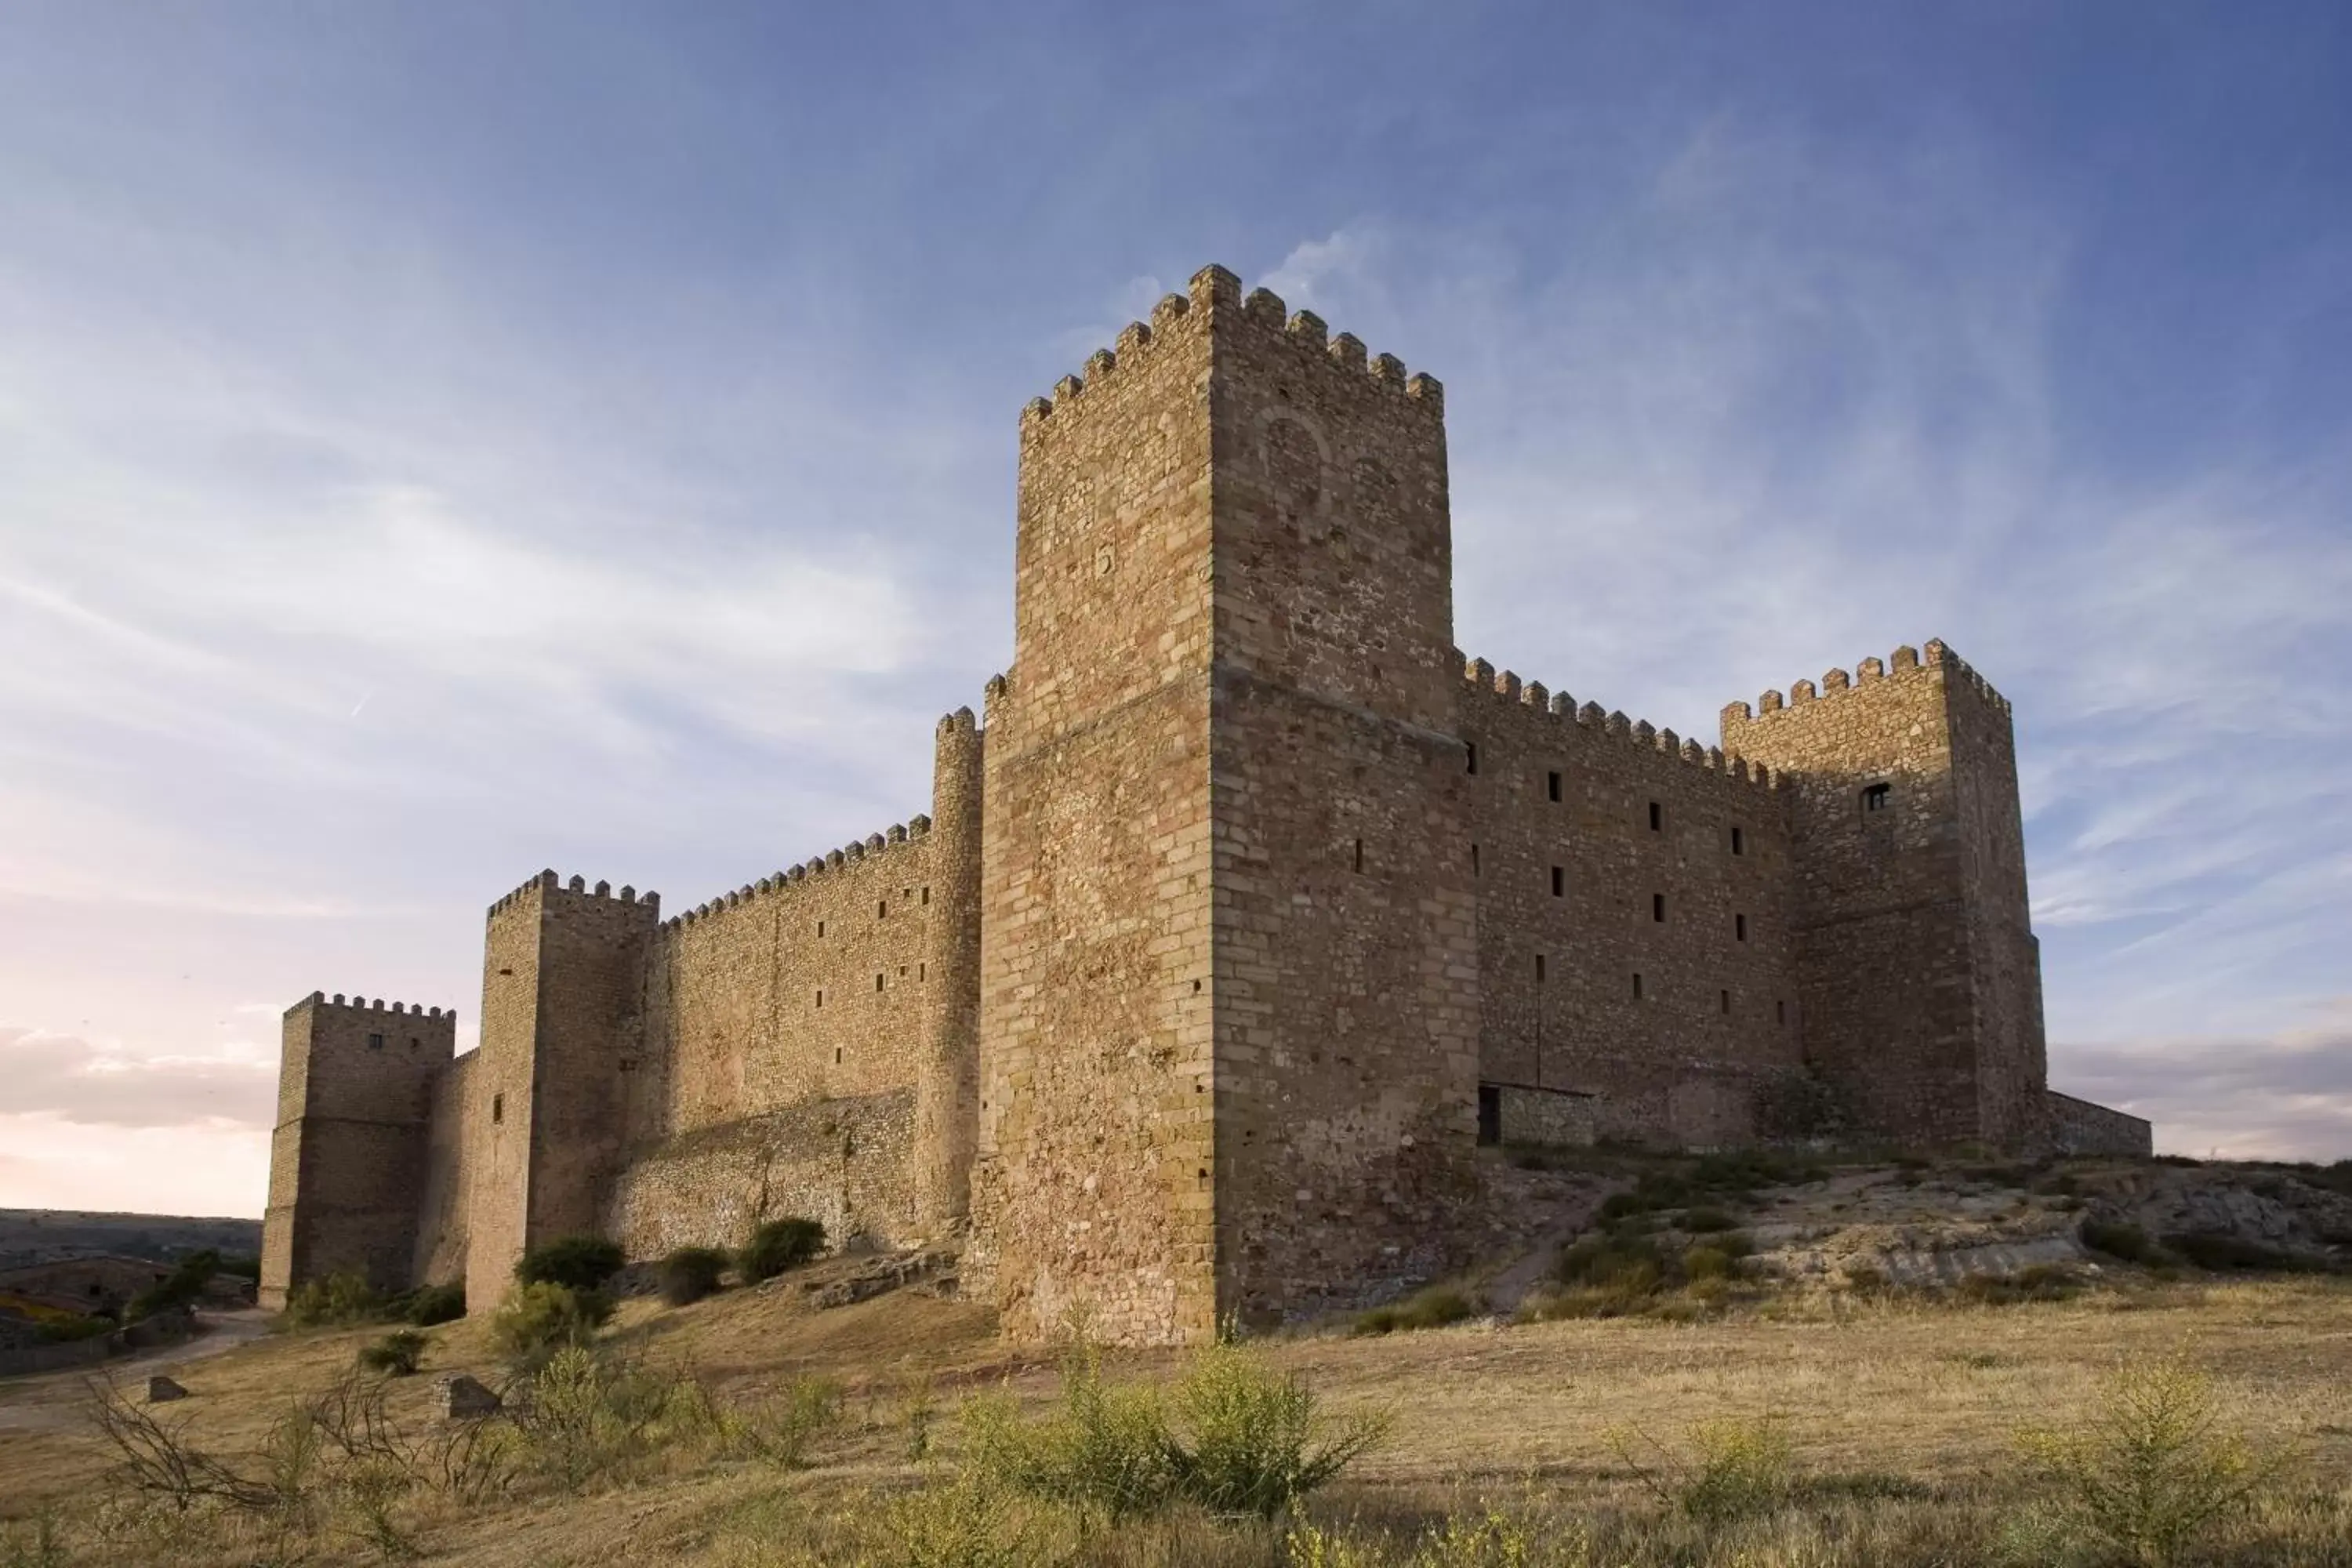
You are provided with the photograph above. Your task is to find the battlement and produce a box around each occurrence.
[1019,264,1443,428]
[1459,655,1781,789]
[664,815,935,931]
[1721,639,2012,728]
[294,991,457,1023]
[487,869,660,921]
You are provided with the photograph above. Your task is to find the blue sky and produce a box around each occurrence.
[2,2,2347,1214]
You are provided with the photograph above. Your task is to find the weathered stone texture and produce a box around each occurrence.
[260,993,456,1309]
[263,262,2142,1343]
[2047,1090,2153,1156]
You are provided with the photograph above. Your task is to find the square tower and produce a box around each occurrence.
[970,266,1478,1344]
[1720,643,2046,1147]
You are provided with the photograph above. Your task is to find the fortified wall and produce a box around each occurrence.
[260,263,2151,1330]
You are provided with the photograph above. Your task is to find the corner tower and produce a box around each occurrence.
[970,266,1477,1344]
[1720,642,2046,1147]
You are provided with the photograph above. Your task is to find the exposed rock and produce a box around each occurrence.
[440,1374,501,1420]
[147,1375,187,1403]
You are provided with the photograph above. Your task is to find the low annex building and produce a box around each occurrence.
[260,265,2151,1344]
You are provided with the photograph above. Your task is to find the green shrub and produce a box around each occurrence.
[869,1474,1043,1567]
[490,1281,613,1363]
[2020,1354,2281,1566]
[358,1329,427,1376]
[1352,1284,1476,1336]
[514,1235,626,1293]
[710,1374,844,1468]
[2080,1218,2162,1265]
[34,1314,112,1344]
[1614,1414,1795,1524]
[399,1281,466,1326]
[281,1271,385,1327]
[126,1249,221,1323]
[659,1245,731,1306]
[738,1217,826,1283]
[1682,1246,1739,1283]
[964,1345,1176,1526]
[1163,1343,1389,1520]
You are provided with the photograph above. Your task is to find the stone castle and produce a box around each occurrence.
[260,265,2151,1344]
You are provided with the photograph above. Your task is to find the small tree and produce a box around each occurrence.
[514,1236,626,1293]
[737,1218,826,1283]
[358,1329,427,1377]
[490,1282,613,1366]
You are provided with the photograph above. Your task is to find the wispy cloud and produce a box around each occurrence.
[0,1025,276,1131]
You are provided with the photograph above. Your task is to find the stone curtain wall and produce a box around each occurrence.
[604,1090,916,1258]
[411,1049,477,1287]
[1461,666,1806,1145]
[635,820,941,1249]
[464,877,546,1312]
[1203,270,1482,1327]
[970,271,1221,1345]
[260,993,456,1308]
[2046,1090,2154,1156]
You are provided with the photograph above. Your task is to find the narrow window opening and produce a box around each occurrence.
[1192,978,1202,994]
[878,899,887,919]
[835,1047,843,1065]
[815,989,824,1009]
[920,886,930,905]
[1476,1084,1502,1146]
[817,919,826,937]
[1653,892,1666,923]
[919,963,927,981]
[875,973,885,992]
[1632,972,1645,1000]
[1863,782,1892,813]
[1470,842,1480,877]
[492,1093,503,1125]
[1731,825,1744,855]
[1547,769,1563,802]
[1550,866,1565,898]
[1736,913,1748,942]
[366,1032,384,1050]
[1777,1000,1787,1025]
[1534,953,1547,983]
[1720,989,1732,1015]
[1352,838,1364,873]
[408,1036,420,1050]
[1465,742,1479,775]
[1649,800,1662,832]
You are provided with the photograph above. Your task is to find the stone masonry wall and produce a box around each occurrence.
[260,993,456,1307]
[465,879,544,1312]
[969,272,1221,1345]
[411,1048,476,1287]
[2046,1090,2154,1156]
[1203,270,1482,1325]
[604,1090,916,1257]
[1462,664,1807,1145]
[637,819,939,1249]
[1719,643,2016,1145]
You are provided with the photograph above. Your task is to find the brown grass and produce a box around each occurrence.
[2,1266,2349,1565]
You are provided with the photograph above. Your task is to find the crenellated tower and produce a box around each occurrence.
[260,993,457,1309]
[1720,641,2046,1147]
[464,871,661,1310]
[968,265,1478,1343]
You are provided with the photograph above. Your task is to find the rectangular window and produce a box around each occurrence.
[817,919,826,937]
[1736,913,1748,942]
[1534,953,1547,982]
[1352,838,1364,873]
[875,973,885,992]
[1632,972,1645,1000]
[920,886,930,906]
[1649,801,1662,832]
[1777,1000,1787,1025]
[1720,989,1731,1014]
[919,962,927,981]
[1465,742,1479,775]
[1731,826,1744,855]
[1550,866,1565,898]
[878,899,887,919]
[492,1093,504,1125]
[1653,892,1667,923]
[1470,843,1480,877]
[815,989,824,1009]
[366,1032,384,1050]
[835,1047,843,1065]
[1547,770,1563,803]
[1864,782,1892,813]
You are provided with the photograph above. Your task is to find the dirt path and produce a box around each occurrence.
[0,1308,271,1436]
[1482,1189,1609,1316]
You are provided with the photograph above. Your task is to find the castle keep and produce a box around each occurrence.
[260,265,2151,1342]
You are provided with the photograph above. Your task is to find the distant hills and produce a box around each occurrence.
[0,1208,262,1269]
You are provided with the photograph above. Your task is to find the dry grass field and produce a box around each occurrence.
[4,1158,2350,1566]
